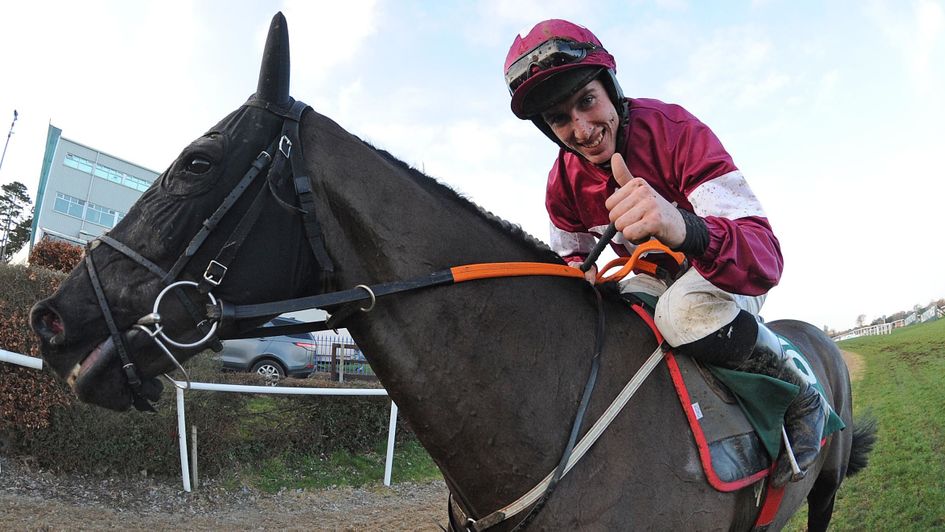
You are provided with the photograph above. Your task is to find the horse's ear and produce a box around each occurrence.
[256,12,291,105]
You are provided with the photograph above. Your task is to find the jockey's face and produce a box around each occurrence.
[541,79,619,165]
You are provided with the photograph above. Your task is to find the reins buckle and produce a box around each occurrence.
[279,135,292,158]
[203,260,227,286]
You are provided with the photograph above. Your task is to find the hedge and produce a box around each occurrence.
[0,263,405,478]
[28,238,84,273]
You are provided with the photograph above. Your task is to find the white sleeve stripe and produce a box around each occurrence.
[549,222,598,257]
[686,170,766,219]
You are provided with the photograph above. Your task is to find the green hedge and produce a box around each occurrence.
[0,263,405,478]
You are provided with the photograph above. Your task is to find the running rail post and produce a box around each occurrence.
[176,386,192,492]
[384,401,398,486]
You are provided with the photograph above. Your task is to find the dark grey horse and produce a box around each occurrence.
[31,13,873,530]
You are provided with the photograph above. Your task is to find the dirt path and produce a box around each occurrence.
[0,458,449,531]
[840,349,865,382]
[1,351,869,530]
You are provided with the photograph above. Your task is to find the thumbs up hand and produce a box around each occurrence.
[604,153,687,249]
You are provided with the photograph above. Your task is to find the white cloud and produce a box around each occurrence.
[665,27,791,112]
[281,0,380,94]
[868,0,945,95]
[470,0,591,45]
[0,1,940,332]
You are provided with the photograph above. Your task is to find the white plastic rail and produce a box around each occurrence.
[0,351,400,493]
[0,348,43,369]
[167,379,398,492]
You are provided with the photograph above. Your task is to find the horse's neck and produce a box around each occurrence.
[303,113,653,513]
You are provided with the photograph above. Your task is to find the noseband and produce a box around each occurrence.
[84,98,333,411]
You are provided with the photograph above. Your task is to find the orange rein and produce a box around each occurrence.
[596,239,685,283]
[449,240,684,284]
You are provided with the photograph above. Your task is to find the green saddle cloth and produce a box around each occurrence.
[629,292,845,460]
[706,336,846,459]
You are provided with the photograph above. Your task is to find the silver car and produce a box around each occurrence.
[218,317,316,381]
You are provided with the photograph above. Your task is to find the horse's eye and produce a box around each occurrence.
[186,157,212,174]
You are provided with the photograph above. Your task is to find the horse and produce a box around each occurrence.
[31,13,873,530]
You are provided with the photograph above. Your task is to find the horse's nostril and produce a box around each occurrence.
[30,302,66,343]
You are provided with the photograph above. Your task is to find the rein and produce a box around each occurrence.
[82,91,682,527]
[212,240,682,338]
[202,242,680,531]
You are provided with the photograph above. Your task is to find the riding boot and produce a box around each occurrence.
[737,322,826,486]
[676,310,826,487]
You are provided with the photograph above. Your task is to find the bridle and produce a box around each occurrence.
[81,94,684,529]
[84,97,333,411]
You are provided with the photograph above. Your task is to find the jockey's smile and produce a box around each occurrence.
[541,80,619,165]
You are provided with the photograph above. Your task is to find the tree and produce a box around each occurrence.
[7,216,32,256]
[0,181,31,262]
[855,314,867,328]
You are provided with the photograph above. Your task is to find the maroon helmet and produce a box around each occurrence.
[505,20,622,118]
[504,20,627,152]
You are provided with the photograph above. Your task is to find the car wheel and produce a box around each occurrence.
[251,359,285,385]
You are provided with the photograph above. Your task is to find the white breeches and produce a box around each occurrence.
[619,268,766,347]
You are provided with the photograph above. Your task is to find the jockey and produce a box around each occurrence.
[505,19,826,487]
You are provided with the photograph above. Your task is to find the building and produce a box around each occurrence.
[30,124,159,249]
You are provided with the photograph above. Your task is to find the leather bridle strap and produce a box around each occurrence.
[166,138,279,283]
[97,234,168,279]
[196,161,279,295]
[84,252,156,412]
[285,100,333,274]
[96,234,222,352]
[195,100,335,295]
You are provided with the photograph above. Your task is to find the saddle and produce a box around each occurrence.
[628,299,845,492]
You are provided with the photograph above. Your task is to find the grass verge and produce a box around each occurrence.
[787,318,945,530]
[223,437,441,493]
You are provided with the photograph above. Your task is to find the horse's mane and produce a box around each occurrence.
[367,143,563,264]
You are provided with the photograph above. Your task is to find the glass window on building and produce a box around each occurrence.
[85,202,118,227]
[124,174,151,192]
[53,192,85,218]
[64,153,94,174]
[63,153,153,193]
[93,165,123,185]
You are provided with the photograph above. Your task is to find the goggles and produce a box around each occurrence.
[505,39,600,93]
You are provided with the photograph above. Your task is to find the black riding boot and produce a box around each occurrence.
[677,311,827,487]
[739,322,826,486]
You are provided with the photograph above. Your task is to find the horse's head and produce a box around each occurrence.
[30,13,322,411]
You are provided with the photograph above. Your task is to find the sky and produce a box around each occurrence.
[0,0,942,332]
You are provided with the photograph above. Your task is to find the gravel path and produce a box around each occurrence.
[0,457,449,531]
[2,353,864,530]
